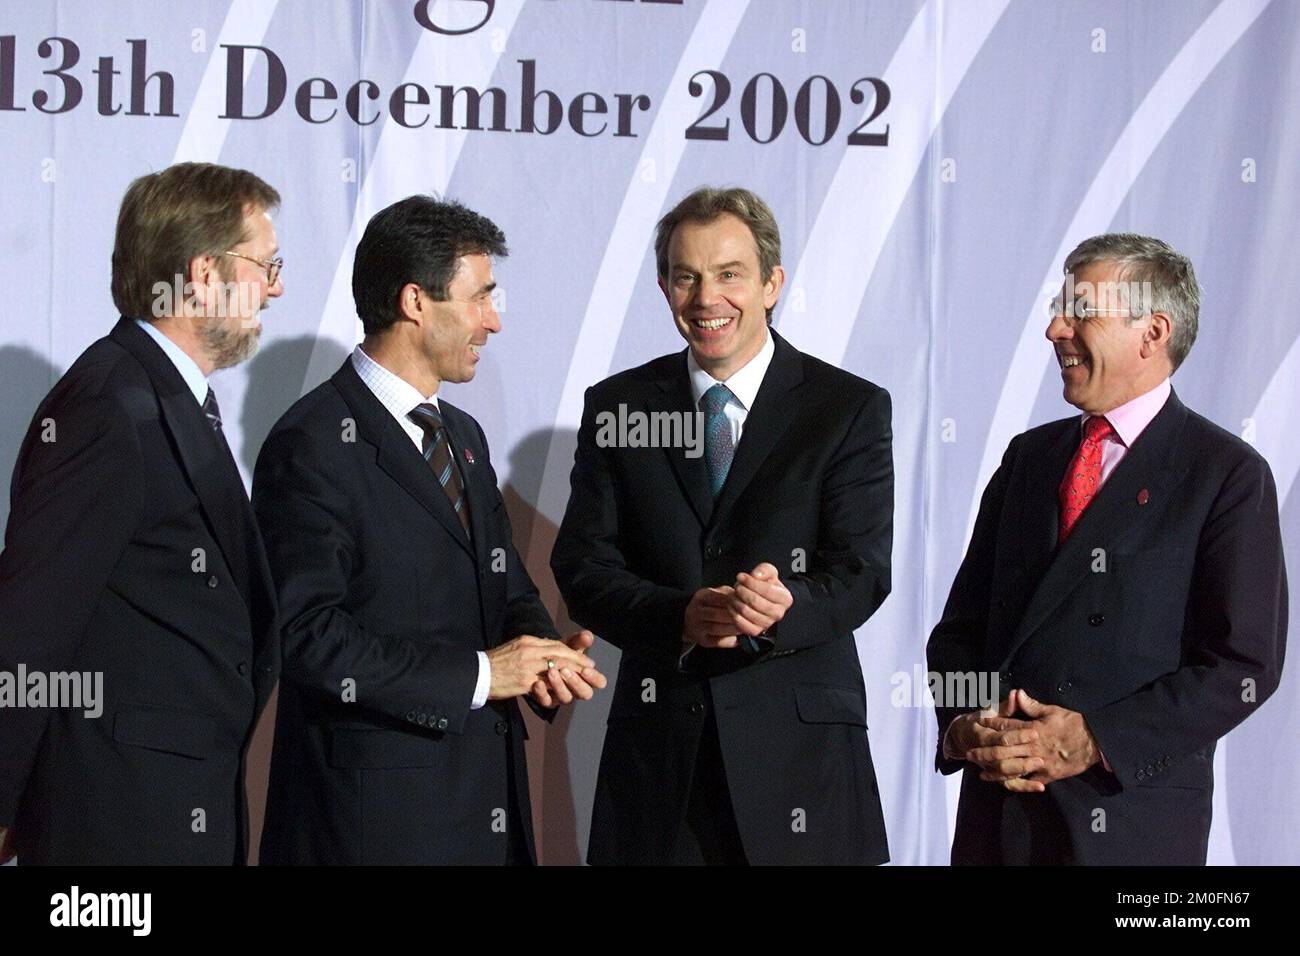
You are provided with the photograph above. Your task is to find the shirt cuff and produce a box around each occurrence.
[942,716,964,761]
[471,651,490,709]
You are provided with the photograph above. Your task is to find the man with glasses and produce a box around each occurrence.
[252,195,605,865]
[0,162,283,864]
[927,233,1287,864]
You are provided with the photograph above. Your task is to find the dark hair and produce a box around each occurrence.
[654,186,782,321]
[111,162,280,318]
[353,196,507,335]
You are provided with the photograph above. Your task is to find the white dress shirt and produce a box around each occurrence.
[351,345,491,710]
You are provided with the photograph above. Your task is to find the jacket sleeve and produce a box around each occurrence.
[550,386,694,670]
[926,436,1018,775]
[252,425,480,734]
[766,387,894,654]
[0,394,144,824]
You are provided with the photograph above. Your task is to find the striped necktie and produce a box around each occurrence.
[408,402,471,536]
[202,387,223,432]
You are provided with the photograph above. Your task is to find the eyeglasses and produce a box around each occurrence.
[1047,297,1144,327]
[223,251,283,285]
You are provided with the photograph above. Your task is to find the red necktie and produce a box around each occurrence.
[1058,415,1115,544]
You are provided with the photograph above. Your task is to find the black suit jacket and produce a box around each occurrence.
[0,318,278,864]
[551,330,893,865]
[253,359,559,865]
[927,389,1287,864]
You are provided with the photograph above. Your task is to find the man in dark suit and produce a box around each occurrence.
[0,162,283,864]
[551,187,893,865]
[928,233,1287,865]
[253,196,605,865]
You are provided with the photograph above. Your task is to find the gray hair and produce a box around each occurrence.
[1063,233,1200,372]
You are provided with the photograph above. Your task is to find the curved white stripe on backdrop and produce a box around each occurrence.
[1251,333,1300,508]
[300,0,526,392]
[172,0,280,163]
[774,0,1010,863]
[964,0,1274,867]
[778,0,1008,361]
[968,0,1275,547]
[526,0,751,563]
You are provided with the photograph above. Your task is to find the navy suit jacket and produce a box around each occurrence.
[552,330,894,865]
[0,318,278,864]
[253,359,557,865]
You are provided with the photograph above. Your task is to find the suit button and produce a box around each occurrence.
[1088,613,1104,627]
[1136,769,1146,780]
[417,713,428,726]
[407,711,417,722]
[207,575,219,588]
[237,661,249,676]
[436,717,449,731]
[690,702,704,716]
[495,720,508,736]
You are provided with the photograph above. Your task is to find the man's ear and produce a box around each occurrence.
[185,254,217,315]
[763,265,785,311]
[1141,311,1173,360]
[398,282,425,324]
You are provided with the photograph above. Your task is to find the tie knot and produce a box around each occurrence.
[408,402,444,435]
[1083,415,1114,444]
[700,383,734,415]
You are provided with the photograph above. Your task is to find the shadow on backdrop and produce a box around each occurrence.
[0,347,62,531]
[508,427,618,866]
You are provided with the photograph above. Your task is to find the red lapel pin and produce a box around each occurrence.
[1137,488,1149,505]
[463,448,475,465]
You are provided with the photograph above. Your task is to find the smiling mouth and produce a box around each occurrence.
[691,316,734,332]
[1058,354,1087,369]
[469,344,482,356]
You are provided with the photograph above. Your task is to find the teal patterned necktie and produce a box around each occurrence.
[701,383,735,498]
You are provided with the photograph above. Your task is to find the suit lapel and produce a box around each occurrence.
[111,319,256,610]
[1005,390,1190,663]
[1017,421,1078,581]
[710,332,803,525]
[649,354,714,528]
[331,362,475,559]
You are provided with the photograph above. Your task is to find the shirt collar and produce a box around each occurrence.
[1088,378,1171,447]
[135,319,209,406]
[687,328,775,410]
[350,344,439,422]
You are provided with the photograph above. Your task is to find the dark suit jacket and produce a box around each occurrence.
[253,359,559,865]
[927,388,1287,865]
[0,317,278,864]
[551,330,893,865]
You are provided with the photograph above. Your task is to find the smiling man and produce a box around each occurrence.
[927,233,1287,865]
[252,196,604,865]
[552,187,894,864]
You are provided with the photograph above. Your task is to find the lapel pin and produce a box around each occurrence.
[463,448,475,465]
[1137,488,1149,505]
